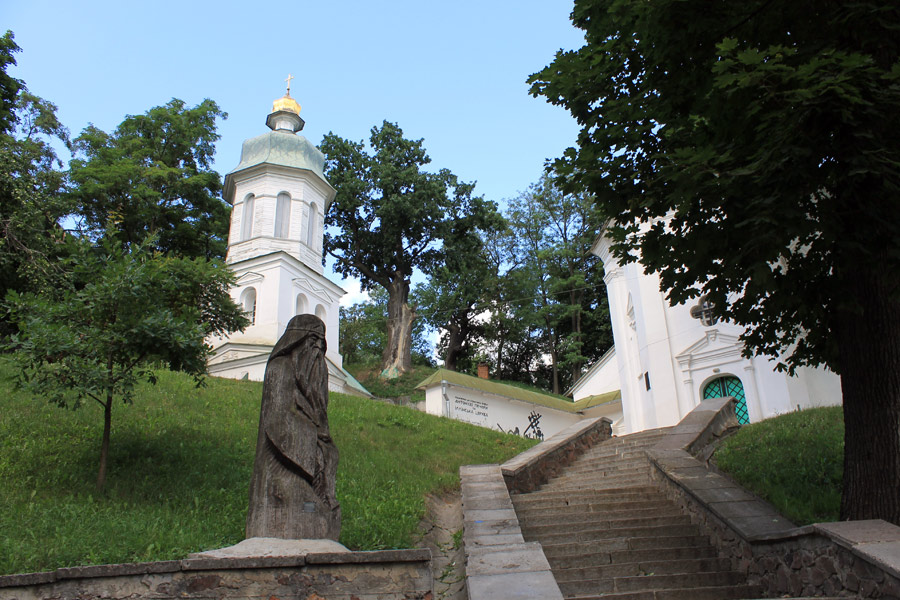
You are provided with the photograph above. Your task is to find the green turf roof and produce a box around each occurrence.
[415,369,621,414]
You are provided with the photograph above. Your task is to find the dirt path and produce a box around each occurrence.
[416,492,467,600]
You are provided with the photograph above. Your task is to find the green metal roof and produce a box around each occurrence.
[415,369,621,414]
[228,130,327,179]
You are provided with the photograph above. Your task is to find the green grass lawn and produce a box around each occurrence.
[714,405,843,525]
[0,358,536,576]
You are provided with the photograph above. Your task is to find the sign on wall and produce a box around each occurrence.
[451,394,489,427]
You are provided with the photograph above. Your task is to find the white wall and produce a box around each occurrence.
[593,227,842,434]
[424,381,583,440]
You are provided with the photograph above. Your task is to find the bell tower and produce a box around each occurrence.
[207,80,369,397]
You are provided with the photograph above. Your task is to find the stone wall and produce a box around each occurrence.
[648,397,900,599]
[0,549,432,600]
[501,417,612,495]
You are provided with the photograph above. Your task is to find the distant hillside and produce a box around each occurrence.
[0,358,536,576]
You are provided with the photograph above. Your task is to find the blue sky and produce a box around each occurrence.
[5,1,585,303]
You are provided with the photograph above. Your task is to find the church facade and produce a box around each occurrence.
[206,90,369,397]
[569,226,842,435]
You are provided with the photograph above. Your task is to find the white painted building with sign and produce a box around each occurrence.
[417,369,621,440]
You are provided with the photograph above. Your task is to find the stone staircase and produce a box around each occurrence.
[511,428,764,600]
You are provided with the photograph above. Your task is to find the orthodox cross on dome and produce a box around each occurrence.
[285,73,295,96]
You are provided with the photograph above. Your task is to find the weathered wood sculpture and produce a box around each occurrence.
[246,315,341,540]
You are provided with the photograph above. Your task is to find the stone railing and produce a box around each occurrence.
[647,397,900,598]
[502,416,613,494]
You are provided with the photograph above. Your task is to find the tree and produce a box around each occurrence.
[505,175,612,393]
[6,238,247,490]
[68,99,230,260]
[416,214,506,372]
[529,1,900,522]
[0,31,21,135]
[322,121,496,378]
[339,287,433,367]
[0,33,72,330]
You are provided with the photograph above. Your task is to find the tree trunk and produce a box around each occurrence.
[836,262,900,524]
[96,394,112,491]
[443,322,464,372]
[381,277,415,379]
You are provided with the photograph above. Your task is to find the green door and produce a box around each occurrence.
[703,376,749,424]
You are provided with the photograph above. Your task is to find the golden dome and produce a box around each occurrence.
[272,94,301,115]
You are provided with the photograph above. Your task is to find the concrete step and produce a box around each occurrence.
[546,545,720,570]
[567,583,765,600]
[521,512,691,536]
[562,464,651,477]
[514,497,674,516]
[514,489,664,507]
[540,534,713,559]
[552,557,733,582]
[538,478,654,493]
[534,523,701,546]
[579,449,651,461]
[558,567,747,597]
[547,473,653,488]
[513,484,663,503]
[518,504,684,527]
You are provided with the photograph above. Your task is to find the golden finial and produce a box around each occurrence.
[272,74,301,116]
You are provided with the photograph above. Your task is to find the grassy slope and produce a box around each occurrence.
[0,358,535,575]
[714,405,843,525]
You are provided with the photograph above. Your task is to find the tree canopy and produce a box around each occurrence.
[0,35,247,490]
[68,99,230,260]
[530,1,900,522]
[322,121,499,378]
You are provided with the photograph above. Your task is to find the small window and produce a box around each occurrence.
[240,287,257,325]
[241,194,255,241]
[690,295,718,326]
[644,372,651,391]
[275,192,291,238]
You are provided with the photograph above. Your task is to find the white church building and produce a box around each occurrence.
[207,89,369,397]
[569,225,842,435]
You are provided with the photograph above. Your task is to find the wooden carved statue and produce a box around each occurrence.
[246,315,340,540]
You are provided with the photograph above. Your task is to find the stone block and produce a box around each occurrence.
[461,493,513,511]
[463,508,518,523]
[816,520,900,546]
[466,543,551,576]
[467,569,564,600]
[464,533,525,548]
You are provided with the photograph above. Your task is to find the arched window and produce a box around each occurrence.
[241,194,255,241]
[306,202,318,247]
[703,376,750,424]
[315,304,327,324]
[240,287,257,325]
[275,192,291,238]
[295,293,309,315]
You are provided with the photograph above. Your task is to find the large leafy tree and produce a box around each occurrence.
[322,121,497,378]
[68,99,230,260]
[530,1,900,522]
[6,239,247,490]
[339,287,432,367]
[416,213,506,372]
[0,32,72,325]
[505,175,611,393]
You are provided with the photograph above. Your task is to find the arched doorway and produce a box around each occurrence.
[703,376,749,424]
